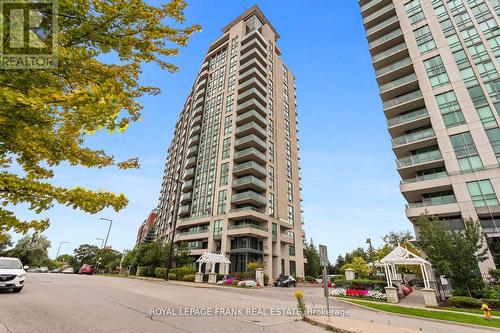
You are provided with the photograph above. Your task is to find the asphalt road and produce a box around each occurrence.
[0,273,496,333]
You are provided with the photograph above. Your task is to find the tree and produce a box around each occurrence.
[173,241,192,267]
[8,234,51,266]
[0,234,12,255]
[73,244,100,266]
[0,0,201,240]
[341,257,371,278]
[303,239,321,278]
[382,230,413,248]
[99,247,122,273]
[418,214,488,297]
[55,254,73,263]
[142,227,156,244]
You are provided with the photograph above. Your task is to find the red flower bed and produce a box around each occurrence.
[346,289,369,297]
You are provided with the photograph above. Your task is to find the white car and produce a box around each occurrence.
[0,257,26,293]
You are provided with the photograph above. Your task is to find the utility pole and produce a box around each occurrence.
[96,218,113,274]
[164,175,183,281]
[366,238,376,276]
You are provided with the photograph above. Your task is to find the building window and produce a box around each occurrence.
[405,0,425,24]
[289,245,296,257]
[269,141,274,162]
[286,159,292,179]
[224,115,232,135]
[219,162,229,186]
[227,75,235,92]
[285,119,291,137]
[424,56,450,88]
[486,127,500,162]
[435,91,466,127]
[230,36,238,55]
[269,119,274,140]
[226,95,234,113]
[450,132,478,158]
[414,25,437,54]
[467,179,499,207]
[287,181,293,202]
[217,190,227,214]
[222,138,231,159]
[287,205,294,224]
[268,99,273,116]
[213,219,223,235]
[285,139,291,158]
[289,260,296,277]
[269,193,275,217]
[269,166,275,190]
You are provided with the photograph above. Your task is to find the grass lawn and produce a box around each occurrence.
[436,306,488,315]
[333,295,387,303]
[347,299,500,328]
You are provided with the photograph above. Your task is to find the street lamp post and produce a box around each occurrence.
[96,218,113,274]
[96,238,105,249]
[55,241,69,260]
[164,175,183,281]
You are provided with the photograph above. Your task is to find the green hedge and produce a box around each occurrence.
[168,273,177,280]
[335,278,386,291]
[448,296,482,308]
[154,267,166,279]
[183,274,195,282]
[137,267,148,277]
[483,299,500,309]
[170,266,196,279]
[305,276,316,282]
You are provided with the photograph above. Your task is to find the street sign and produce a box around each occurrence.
[319,244,329,266]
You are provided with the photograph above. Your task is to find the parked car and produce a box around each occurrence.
[50,268,61,273]
[27,267,38,273]
[36,267,49,273]
[61,267,74,274]
[0,257,26,293]
[274,275,296,287]
[78,264,94,275]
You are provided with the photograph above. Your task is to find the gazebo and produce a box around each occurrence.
[380,245,437,306]
[195,252,231,284]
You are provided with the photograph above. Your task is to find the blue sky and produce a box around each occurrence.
[10,0,413,262]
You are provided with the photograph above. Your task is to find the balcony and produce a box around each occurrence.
[192,105,203,117]
[194,94,204,109]
[238,77,267,96]
[234,147,267,164]
[235,121,267,139]
[369,28,404,54]
[237,87,267,106]
[380,73,418,99]
[363,3,395,29]
[179,204,191,217]
[392,127,435,148]
[387,108,429,128]
[236,98,267,117]
[242,29,266,50]
[231,191,267,207]
[233,161,267,177]
[372,42,408,67]
[383,90,424,117]
[239,65,267,86]
[176,230,209,242]
[180,191,192,204]
[181,179,194,192]
[234,134,266,151]
[228,222,267,231]
[190,125,201,136]
[407,194,457,208]
[376,57,413,82]
[188,134,200,146]
[183,167,196,180]
[187,145,198,158]
[185,156,196,168]
[192,115,202,127]
[366,15,399,41]
[236,110,267,127]
[280,233,294,244]
[240,36,267,57]
[397,149,443,168]
[240,48,267,67]
[401,171,448,184]
[232,175,266,192]
[360,0,392,16]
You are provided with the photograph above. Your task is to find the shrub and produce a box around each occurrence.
[182,274,195,282]
[448,296,481,308]
[137,267,148,276]
[168,273,177,280]
[482,299,500,309]
[335,278,386,291]
[239,272,254,280]
[232,279,240,285]
[170,266,196,279]
[296,277,304,283]
[305,276,316,283]
[154,267,166,279]
[489,269,500,285]
[264,274,269,286]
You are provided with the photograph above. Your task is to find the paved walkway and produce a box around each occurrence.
[399,287,425,308]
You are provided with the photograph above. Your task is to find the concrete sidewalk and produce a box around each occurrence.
[305,315,427,333]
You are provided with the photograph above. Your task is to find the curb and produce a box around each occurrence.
[337,299,500,332]
[303,316,355,333]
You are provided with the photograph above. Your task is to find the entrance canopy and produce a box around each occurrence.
[380,246,432,288]
[196,252,231,273]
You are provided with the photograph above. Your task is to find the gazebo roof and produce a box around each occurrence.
[380,245,430,265]
[196,252,231,264]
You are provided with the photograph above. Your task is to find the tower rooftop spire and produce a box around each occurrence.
[221,4,280,40]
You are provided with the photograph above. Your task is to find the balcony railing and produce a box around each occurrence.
[235,121,267,138]
[361,0,389,13]
[229,207,266,214]
[387,108,428,127]
[401,171,448,184]
[234,134,266,150]
[366,15,398,37]
[236,110,267,126]
[397,149,442,168]
[232,175,266,189]
[384,90,423,110]
[380,73,417,93]
[392,128,435,146]
[407,195,457,208]
[231,191,267,205]
[369,28,402,49]
[233,161,266,176]
[372,42,407,63]
[234,147,266,162]
[376,57,412,77]
[179,228,208,236]
[228,222,267,231]
[363,3,394,25]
